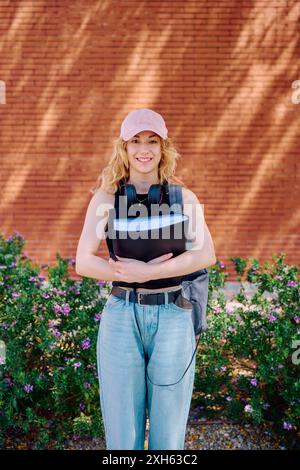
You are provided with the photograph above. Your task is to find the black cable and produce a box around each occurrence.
[132,288,200,387]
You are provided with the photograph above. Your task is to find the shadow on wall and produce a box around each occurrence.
[0,0,299,275]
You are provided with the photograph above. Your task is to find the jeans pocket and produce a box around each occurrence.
[105,294,124,308]
[171,293,193,312]
[100,295,124,326]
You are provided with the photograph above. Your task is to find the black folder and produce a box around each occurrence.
[110,213,190,263]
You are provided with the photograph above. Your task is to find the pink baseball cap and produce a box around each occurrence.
[120,108,168,141]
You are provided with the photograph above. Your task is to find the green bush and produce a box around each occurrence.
[0,231,109,449]
[194,254,300,449]
[0,231,299,449]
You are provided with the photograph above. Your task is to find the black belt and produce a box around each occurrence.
[111,286,182,306]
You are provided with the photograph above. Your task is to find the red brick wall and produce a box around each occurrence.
[0,0,299,281]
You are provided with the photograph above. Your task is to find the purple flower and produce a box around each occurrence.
[244,404,253,413]
[7,231,24,240]
[226,396,232,401]
[283,421,293,430]
[79,403,85,411]
[53,302,71,316]
[68,259,76,266]
[84,382,91,389]
[10,320,17,329]
[94,313,101,321]
[49,328,62,338]
[4,378,13,387]
[293,316,300,324]
[53,304,61,313]
[62,304,71,315]
[68,286,80,295]
[24,384,34,393]
[225,304,235,314]
[81,338,91,350]
[57,290,66,296]
[250,378,258,387]
[268,314,277,323]
[48,319,60,328]
[96,280,106,286]
[287,281,296,287]
[213,306,222,314]
[73,361,82,369]
[42,293,51,299]
[12,291,21,299]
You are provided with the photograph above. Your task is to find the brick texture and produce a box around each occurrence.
[0,0,299,281]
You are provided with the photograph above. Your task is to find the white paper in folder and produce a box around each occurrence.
[114,213,189,233]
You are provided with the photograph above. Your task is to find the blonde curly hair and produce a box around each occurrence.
[90,135,186,195]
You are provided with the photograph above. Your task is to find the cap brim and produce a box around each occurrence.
[121,125,167,141]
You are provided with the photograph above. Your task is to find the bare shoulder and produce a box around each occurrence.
[92,187,115,202]
[181,186,201,205]
[83,188,115,224]
[88,188,115,212]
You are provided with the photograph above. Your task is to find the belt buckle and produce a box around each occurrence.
[137,292,144,305]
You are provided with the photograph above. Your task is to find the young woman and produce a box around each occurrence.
[75,108,216,450]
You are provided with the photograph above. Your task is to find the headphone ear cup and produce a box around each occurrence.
[148,184,163,205]
[124,183,136,209]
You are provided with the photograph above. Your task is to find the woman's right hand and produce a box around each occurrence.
[147,253,173,264]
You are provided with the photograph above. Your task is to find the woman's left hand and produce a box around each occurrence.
[108,256,151,283]
[108,253,173,283]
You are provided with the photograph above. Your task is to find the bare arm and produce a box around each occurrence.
[75,189,119,282]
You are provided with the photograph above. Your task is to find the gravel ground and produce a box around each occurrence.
[62,405,287,451]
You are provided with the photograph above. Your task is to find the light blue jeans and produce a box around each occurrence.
[96,289,196,450]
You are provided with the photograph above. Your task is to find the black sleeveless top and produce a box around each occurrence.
[105,191,184,290]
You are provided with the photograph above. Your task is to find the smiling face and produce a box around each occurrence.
[125,130,162,178]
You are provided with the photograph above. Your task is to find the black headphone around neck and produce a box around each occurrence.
[117,177,167,208]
